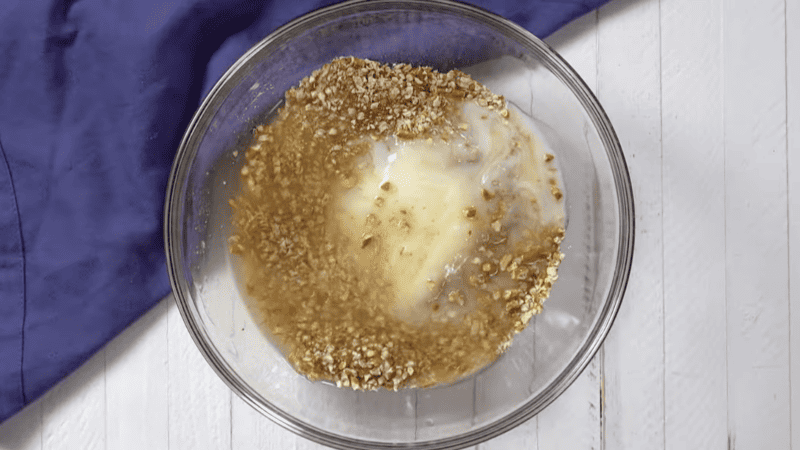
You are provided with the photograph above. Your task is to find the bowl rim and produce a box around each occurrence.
[163,0,635,448]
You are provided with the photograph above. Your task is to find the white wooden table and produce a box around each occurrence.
[2,0,799,448]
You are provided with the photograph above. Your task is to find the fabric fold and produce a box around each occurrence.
[0,136,26,420]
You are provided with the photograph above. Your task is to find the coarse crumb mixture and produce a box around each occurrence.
[229,57,564,390]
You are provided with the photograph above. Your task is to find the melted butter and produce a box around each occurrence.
[337,137,476,313]
[332,102,563,317]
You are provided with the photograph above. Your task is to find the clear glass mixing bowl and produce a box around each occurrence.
[164,1,634,448]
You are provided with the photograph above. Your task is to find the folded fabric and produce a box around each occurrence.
[0,0,608,423]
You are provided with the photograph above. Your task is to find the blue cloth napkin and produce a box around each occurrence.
[0,0,608,423]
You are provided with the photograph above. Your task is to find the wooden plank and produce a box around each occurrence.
[293,436,326,450]
[538,356,603,450]
[229,272,300,450]
[105,298,169,450]
[414,379,477,443]
[595,0,664,448]
[294,435,330,450]
[660,0,728,448]
[723,0,791,448]
[475,324,537,450]
[40,350,106,450]
[167,298,232,450]
[536,10,603,450]
[231,394,298,450]
[789,0,800,447]
[0,401,42,450]
[228,264,305,449]
[478,414,538,450]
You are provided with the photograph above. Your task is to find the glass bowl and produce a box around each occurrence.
[164,1,634,448]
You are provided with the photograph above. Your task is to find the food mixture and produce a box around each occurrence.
[229,57,565,390]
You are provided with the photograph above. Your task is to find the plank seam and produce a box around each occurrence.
[229,390,233,450]
[722,7,732,443]
[658,0,667,447]
[784,0,792,447]
[104,351,108,450]
[599,348,605,450]
[39,400,43,449]
[593,9,604,450]
[166,302,171,450]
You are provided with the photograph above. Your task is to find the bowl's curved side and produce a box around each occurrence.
[164,1,635,448]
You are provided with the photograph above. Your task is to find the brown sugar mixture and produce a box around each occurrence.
[229,57,565,390]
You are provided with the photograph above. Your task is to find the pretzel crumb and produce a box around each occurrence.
[229,57,564,391]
